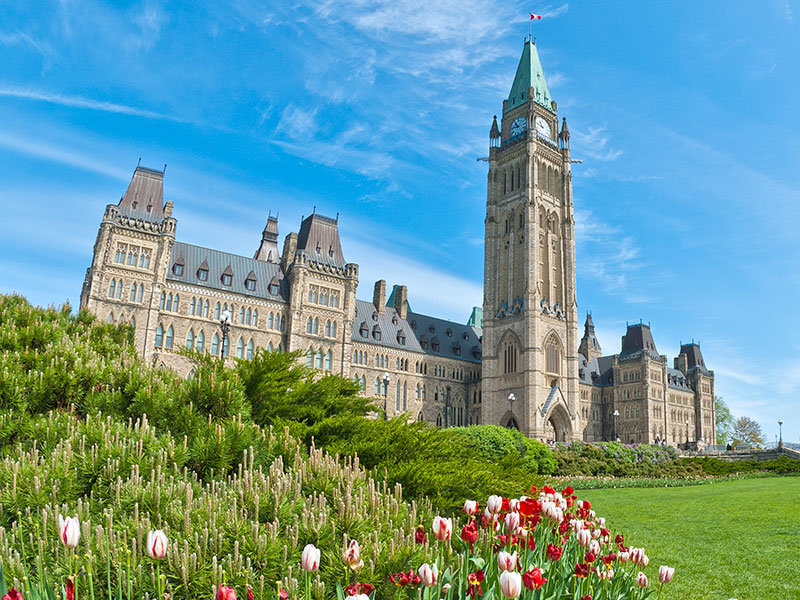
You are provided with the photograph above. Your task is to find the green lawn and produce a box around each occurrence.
[580,476,800,600]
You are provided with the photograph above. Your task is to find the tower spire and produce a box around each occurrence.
[506,38,553,114]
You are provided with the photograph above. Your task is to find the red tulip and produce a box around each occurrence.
[466,571,484,598]
[584,551,596,563]
[247,587,254,600]
[65,578,74,600]
[580,596,592,600]
[574,563,590,578]
[2,589,23,600]
[522,568,547,591]
[345,583,374,596]
[415,524,427,544]
[279,590,288,600]
[546,543,562,561]
[216,586,237,600]
[562,486,574,496]
[461,519,479,546]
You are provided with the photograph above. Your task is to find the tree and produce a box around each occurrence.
[731,416,764,447]
[715,396,734,445]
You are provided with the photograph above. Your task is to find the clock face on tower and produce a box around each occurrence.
[509,116,527,137]
[535,116,551,139]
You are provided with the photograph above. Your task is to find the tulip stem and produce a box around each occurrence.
[156,562,162,600]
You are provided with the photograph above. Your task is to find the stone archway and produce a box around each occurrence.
[543,403,572,442]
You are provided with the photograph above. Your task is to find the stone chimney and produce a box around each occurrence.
[373,280,386,313]
[674,353,689,376]
[394,285,408,319]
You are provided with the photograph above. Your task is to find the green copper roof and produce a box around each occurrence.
[467,306,483,328]
[386,284,413,313]
[506,39,553,114]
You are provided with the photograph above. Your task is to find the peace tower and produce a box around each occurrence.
[480,38,580,441]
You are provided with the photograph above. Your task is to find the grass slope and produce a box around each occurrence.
[581,477,800,599]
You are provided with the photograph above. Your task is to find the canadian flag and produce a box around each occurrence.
[530,13,542,19]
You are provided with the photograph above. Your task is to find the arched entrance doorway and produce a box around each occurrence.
[543,403,572,442]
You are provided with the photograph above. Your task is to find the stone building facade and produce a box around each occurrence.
[79,38,715,447]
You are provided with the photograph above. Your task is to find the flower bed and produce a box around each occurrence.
[1,486,676,600]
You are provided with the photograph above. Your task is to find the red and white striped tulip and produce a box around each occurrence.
[508,498,520,512]
[499,571,522,598]
[598,568,614,580]
[658,565,675,584]
[497,550,518,571]
[301,544,321,572]
[146,530,168,559]
[487,495,503,514]
[432,516,452,541]
[589,539,601,556]
[463,500,479,515]
[636,572,648,587]
[418,563,438,587]
[58,515,80,549]
[343,539,362,570]
[619,551,630,563]
[576,529,592,547]
[505,511,520,532]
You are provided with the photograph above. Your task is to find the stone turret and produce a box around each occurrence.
[254,215,280,262]
[578,312,602,361]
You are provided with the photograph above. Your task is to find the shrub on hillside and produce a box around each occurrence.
[686,454,800,475]
[449,425,557,475]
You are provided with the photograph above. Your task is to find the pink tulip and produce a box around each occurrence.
[658,565,675,584]
[497,550,518,571]
[432,516,452,541]
[487,495,503,514]
[301,544,321,572]
[216,586,237,600]
[499,571,522,598]
[576,529,591,547]
[146,530,168,559]
[58,515,80,549]
[463,500,479,515]
[418,563,438,587]
[636,572,648,587]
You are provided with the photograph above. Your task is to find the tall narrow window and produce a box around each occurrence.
[313,318,319,334]
[325,320,331,337]
[116,281,123,299]
[211,334,219,356]
[246,340,254,360]
[236,338,244,359]
[155,324,164,347]
[280,316,285,331]
[137,284,144,303]
[186,329,195,349]
[307,348,314,366]
[203,300,209,318]
[197,331,205,352]
[331,321,337,338]
[306,317,313,333]
[252,309,257,327]
[173,294,179,312]
[269,313,275,329]
[246,308,252,325]
[324,350,332,371]
[215,303,221,319]
[165,326,174,349]
[107,312,114,324]
[108,279,116,298]
[166,294,172,312]
[375,378,381,394]
[267,342,274,352]
[239,307,245,324]
[190,297,196,315]
[315,349,323,369]
[129,283,137,302]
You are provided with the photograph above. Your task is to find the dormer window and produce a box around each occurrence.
[172,264,183,276]
[463,332,469,341]
[391,315,398,325]
[411,320,417,330]
[420,334,428,349]
[221,265,233,286]
[359,322,368,337]
[428,325,435,334]
[269,283,279,295]
[372,325,382,341]
[245,270,257,291]
[371,311,379,322]
[453,343,461,356]
[446,328,453,338]
[198,269,208,281]
[431,337,440,352]
[397,331,406,345]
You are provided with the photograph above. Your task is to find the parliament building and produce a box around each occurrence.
[80,38,716,448]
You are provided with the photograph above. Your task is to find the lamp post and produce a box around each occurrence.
[778,419,783,449]
[685,419,690,450]
[508,393,516,429]
[382,372,390,420]
[613,409,619,442]
[219,309,232,358]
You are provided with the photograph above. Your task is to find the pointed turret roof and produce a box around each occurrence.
[506,38,553,114]
[254,215,280,262]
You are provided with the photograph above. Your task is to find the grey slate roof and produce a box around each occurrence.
[118,166,165,223]
[680,343,710,375]
[667,367,694,391]
[619,323,662,360]
[296,214,347,268]
[166,241,288,302]
[350,300,482,363]
[578,354,615,387]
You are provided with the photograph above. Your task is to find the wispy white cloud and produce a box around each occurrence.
[0,131,129,180]
[0,30,52,56]
[126,2,168,51]
[273,104,319,140]
[570,124,623,161]
[0,87,186,122]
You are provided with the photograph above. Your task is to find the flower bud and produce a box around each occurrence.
[301,544,321,572]
[146,530,168,559]
[658,565,675,584]
[343,540,362,570]
[499,571,522,598]
[216,586,236,600]
[418,563,438,587]
[58,515,81,549]
[636,572,648,587]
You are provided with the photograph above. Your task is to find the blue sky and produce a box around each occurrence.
[1,1,798,442]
